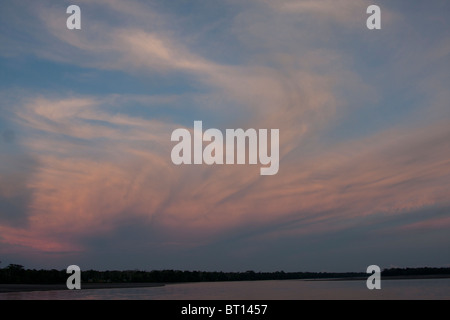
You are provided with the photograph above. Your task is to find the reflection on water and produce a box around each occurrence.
[1,279,449,300]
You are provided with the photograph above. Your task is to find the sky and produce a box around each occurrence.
[0,0,449,272]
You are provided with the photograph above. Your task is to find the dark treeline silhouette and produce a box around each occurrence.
[381,267,450,277]
[0,264,449,284]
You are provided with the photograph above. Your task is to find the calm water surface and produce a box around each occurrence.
[1,279,449,300]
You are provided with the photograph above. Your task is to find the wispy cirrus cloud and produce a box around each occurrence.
[1,0,449,270]
[1,93,449,255]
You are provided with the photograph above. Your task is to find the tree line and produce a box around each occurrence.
[0,263,449,284]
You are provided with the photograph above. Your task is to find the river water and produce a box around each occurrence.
[1,279,449,300]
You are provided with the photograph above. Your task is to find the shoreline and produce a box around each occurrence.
[0,282,165,293]
[303,274,450,281]
[1,275,450,293]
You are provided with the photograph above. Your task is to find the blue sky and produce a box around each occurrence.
[0,0,449,272]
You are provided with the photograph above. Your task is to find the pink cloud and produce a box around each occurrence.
[396,216,450,232]
[1,89,449,254]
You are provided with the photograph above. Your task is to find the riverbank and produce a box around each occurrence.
[2,274,450,293]
[304,274,450,281]
[0,282,165,293]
